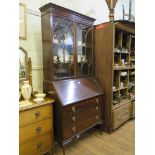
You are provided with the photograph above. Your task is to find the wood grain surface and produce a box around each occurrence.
[54,120,135,155]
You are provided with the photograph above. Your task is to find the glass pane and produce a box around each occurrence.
[77,24,93,76]
[53,17,74,79]
[19,49,26,79]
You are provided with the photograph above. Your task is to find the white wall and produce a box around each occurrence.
[19,0,135,92]
[115,0,135,20]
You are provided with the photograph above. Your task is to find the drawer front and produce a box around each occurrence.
[20,118,52,144]
[131,101,135,118]
[113,102,131,129]
[20,104,52,127]
[20,132,52,155]
[76,113,101,133]
[64,96,103,116]
[63,106,101,140]
[63,104,101,127]
[63,126,75,140]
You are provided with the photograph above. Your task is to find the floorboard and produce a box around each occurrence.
[54,120,135,155]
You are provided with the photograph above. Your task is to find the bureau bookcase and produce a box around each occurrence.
[94,20,135,132]
[40,3,104,155]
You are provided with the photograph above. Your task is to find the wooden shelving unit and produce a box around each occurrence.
[94,20,135,132]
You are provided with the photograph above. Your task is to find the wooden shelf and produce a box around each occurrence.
[113,88,119,92]
[94,21,135,132]
[120,87,127,90]
[130,59,135,61]
[114,51,130,55]
[114,66,135,70]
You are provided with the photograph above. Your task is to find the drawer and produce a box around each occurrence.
[20,104,52,127]
[76,113,101,133]
[63,113,101,140]
[64,96,103,116]
[20,118,52,144]
[63,104,101,127]
[20,132,53,155]
[130,101,135,118]
[113,102,131,129]
[63,126,75,140]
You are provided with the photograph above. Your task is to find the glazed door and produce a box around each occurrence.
[52,16,94,79]
[76,24,94,76]
[52,16,74,79]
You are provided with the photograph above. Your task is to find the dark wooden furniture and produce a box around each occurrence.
[39,4,104,154]
[52,77,104,155]
[94,20,135,132]
[39,3,96,95]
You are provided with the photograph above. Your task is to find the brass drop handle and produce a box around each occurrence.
[96,106,99,112]
[72,116,76,122]
[35,111,40,118]
[72,127,76,133]
[36,142,42,149]
[36,126,42,134]
[96,99,99,104]
[72,106,76,112]
[96,116,99,120]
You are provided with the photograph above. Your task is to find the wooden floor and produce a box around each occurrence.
[54,120,135,155]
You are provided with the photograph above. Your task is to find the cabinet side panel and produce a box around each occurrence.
[41,12,53,83]
[94,23,114,132]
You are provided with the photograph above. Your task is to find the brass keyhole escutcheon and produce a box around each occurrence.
[72,106,76,112]
[72,116,76,122]
[72,127,76,133]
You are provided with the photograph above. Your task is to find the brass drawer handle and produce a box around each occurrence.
[35,111,40,118]
[36,126,42,134]
[96,106,99,112]
[72,106,76,112]
[72,127,76,133]
[96,99,99,104]
[36,142,42,149]
[96,116,99,120]
[72,116,76,122]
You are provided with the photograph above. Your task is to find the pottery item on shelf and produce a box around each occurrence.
[78,41,82,46]
[64,49,70,62]
[82,55,86,62]
[53,38,58,43]
[121,72,127,76]
[82,43,87,47]
[57,48,63,58]
[120,82,124,89]
[64,53,70,62]
[114,48,119,53]
[59,56,63,62]
[35,93,46,99]
[114,64,118,68]
[122,59,124,65]
[78,55,82,62]
[21,81,32,101]
[70,55,73,62]
[53,55,58,62]
[33,98,44,103]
